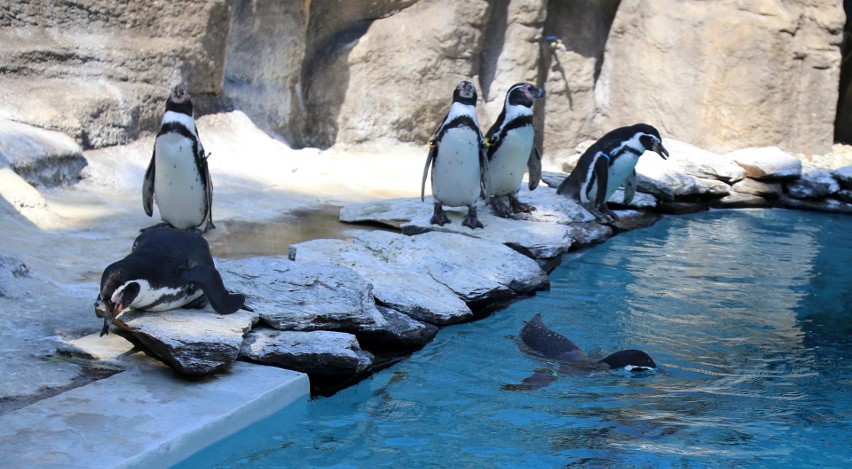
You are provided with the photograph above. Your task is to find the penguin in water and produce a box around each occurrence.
[557,123,669,223]
[421,81,490,229]
[484,83,546,218]
[95,226,252,337]
[502,313,656,391]
[143,86,215,232]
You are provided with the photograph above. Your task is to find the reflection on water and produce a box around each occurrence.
[205,205,384,259]
[179,209,852,468]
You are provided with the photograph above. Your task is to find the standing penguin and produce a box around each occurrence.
[143,86,215,232]
[95,227,252,337]
[421,81,490,229]
[484,83,546,218]
[557,123,669,222]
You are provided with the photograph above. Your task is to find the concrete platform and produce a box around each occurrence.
[0,360,309,469]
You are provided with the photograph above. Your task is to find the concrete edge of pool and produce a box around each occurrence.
[0,336,310,469]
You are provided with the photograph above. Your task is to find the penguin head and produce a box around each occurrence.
[452,81,478,106]
[599,349,657,372]
[98,263,141,336]
[166,86,193,116]
[633,123,669,160]
[506,83,546,108]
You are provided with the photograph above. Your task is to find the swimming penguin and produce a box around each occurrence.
[142,86,215,232]
[484,83,545,218]
[95,226,252,337]
[557,123,669,223]
[421,81,490,229]
[503,313,656,391]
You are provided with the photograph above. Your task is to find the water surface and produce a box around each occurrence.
[180,209,852,468]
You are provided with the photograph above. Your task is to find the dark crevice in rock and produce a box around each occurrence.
[836,0,852,143]
[478,0,509,100]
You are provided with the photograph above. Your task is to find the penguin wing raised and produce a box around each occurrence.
[527,146,542,191]
[142,149,156,217]
[421,143,436,202]
[181,265,252,315]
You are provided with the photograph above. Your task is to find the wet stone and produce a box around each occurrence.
[240,327,373,376]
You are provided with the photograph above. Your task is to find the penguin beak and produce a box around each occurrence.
[652,141,669,160]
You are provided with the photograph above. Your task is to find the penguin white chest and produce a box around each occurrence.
[606,153,640,200]
[115,279,203,313]
[154,133,207,229]
[489,126,534,196]
[432,128,481,207]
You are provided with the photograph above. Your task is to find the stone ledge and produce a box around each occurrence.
[0,360,308,469]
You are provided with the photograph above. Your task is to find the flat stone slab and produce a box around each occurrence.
[114,307,259,377]
[0,118,86,187]
[240,327,374,375]
[0,361,308,469]
[218,257,389,334]
[727,146,802,180]
[290,237,472,325]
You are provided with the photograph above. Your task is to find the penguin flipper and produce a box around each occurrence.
[527,146,542,191]
[201,157,215,232]
[181,265,248,315]
[421,143,436,202]
[142,149,156,217]
[501,368,559,391]
[622,169,637,206]
[592,154,609,210]
[479,142,492,201]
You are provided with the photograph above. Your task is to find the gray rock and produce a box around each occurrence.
[836,189,852,203]
[217,257,389,334]
[0,253,30,299]
[240,327,373,376]
[339,198,424,228]
[358,306,439,349]
[778,195,852,214]
[731,178,783,198]
[354,230,549,303]
[694,177,731,198]
[0,119,86,187]
[663,139,746,183]
[288,238,473,326]
[711,192,771,209]
[832,166,852,190]
[727,147,802,180]
[785,167,840,199]
[114,308,259,377]
[540,171,569,189]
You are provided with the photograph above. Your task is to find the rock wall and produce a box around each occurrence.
[0,0,846,156]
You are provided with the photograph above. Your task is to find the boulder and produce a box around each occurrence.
[114,308,259,377]
[217,257,389,335]
[731,178,783,199]
[240,327,373,376]
[358,306,439,349]
[711,192,771,209]
[354,230,549,303]
[727,147,802,180]
[779,195,852,214]
[662,139,746,183]
[785,167,840,199]
[0,253,30,299]
[0,120,86,186]
[288,238,474,326]
[833,166,852,190]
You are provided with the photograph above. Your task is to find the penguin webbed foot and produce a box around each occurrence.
[600,204,620,222]
[509,196,536,214]
[462,206,484,229]
[183,295,208,310]
[430,203,451,226]
[490,196,514,219]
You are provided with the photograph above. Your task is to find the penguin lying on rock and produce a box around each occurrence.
[557,123,669,223]
[143,86,215,233]
[95,227,252,337]
[503,313,656,391]
[421,81,490,229]
[484,83,545,218]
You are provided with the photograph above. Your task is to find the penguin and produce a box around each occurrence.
[557,123,669,223]
[142,86,215,232]
[95,226,252,337]
[484,83,546,218]
[503,313,656,390]
[421,80,490,229]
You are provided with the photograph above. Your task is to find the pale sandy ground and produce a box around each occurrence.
[0,111,480,409]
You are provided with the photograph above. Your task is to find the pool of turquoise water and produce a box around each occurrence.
[178,208,851,468]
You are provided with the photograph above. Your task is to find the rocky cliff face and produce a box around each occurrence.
[0,0,846,158]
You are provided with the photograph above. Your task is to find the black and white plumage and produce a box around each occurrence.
[421,81,490,229]
[95,227,251,337]
[557,123,669,223]
[143,86,214,232]
[484,83,545,218]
